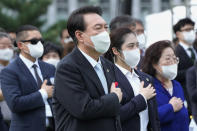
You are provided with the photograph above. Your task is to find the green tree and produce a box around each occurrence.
[0,0,52,32]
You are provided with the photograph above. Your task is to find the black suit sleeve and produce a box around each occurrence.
[54,63,120,120]
[0,68,45,113]
[120,94,147,122]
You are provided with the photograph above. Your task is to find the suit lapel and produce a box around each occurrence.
[115,67,135,97]
[73,48,105,95]
[16,57,38,89]
[38,61,48,81]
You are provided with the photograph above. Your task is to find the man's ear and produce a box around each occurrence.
[17,42,23,50]
[75,30,84,43]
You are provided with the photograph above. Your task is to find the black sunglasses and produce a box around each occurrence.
[21,38,44,45]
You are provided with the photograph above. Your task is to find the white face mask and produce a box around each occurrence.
[137,34,146,50]
[123,48,140,68]
[64,37,73,43]
[161,64,177,80]
[44,58,60,68]
[0,48,14,61]
[26,41,44,58]
[89,31,111,54]
[182,30,196,44]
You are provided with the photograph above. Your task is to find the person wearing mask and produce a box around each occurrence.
[173,18,196,115]
[53,6,122,131]
[104,27,160,131]
[0,32,13,131]
[142,40,189,131]
[133,19,146,55]
[186,61,197,125]
[60,28,75,56]
[41,41,62,68]
[0,25,55,131]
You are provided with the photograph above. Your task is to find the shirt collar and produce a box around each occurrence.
[79,48,101,68]
[19,54,40,69]
[179,41,192,50]
[115,63,139,78]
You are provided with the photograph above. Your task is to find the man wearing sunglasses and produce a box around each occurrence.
[0,25,55,131]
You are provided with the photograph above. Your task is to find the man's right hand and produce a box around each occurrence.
[139,81,156,100]
[41,80,54,98]
[110,82,122,103]
[169,97,183,112]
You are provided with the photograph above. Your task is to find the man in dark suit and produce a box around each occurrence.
[186,62,197,124]
[53,6,122,131]
[173,18,196,115]
[0,25,55,131]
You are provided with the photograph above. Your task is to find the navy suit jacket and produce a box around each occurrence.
[186,65,197,123]
[53,47,121,131]
[114,67,160,131]
[0,56,55,131]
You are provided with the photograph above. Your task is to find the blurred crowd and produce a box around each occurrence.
[0,5,197,131]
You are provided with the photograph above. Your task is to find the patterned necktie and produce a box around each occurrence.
[188,48,195,63]
[32,64,42,88]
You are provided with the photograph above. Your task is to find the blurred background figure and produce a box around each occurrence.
[41,41,62,68]
[186,60,197,127]
[0,32,13,131]
[133,19,146,54]
[173,18,196,116]
[60,28,75,57]
[142,40,189,131]
[109,15,136,32]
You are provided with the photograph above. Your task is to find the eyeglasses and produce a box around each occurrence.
[164,56,179,64]
[21,38,44,45]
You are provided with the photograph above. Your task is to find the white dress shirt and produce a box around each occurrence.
[19,54,52,126]
[116,64,149,131]
[179,42,197,59]
[79,48,108,94]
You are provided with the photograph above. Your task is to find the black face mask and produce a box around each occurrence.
[21,38,44,45]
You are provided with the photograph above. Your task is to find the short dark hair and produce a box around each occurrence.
[16,25,39,43]
[67,6,102,44]
[133,18,144,27]
[142,40,174,77]
[41,41,63,60]
[173,18,195,33]
[109,15,136,32]
[104,27,135,63]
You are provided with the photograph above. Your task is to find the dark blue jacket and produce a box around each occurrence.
[114,67,160,131]
[154,78,189,131]
[0,56,55,131]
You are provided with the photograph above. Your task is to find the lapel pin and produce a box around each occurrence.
[106,69,110,72]
[146,78,149,82]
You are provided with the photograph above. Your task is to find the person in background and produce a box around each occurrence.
[41,41,62,68]
[0,25,55,131]
[133,19,146,55]
[60,28,75,56]
[104,27,160,131]
[173,18,196,116]
[109,15,136,32]
[142,40,189,131]
[186,61,197,125]
[0,32,13,131]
